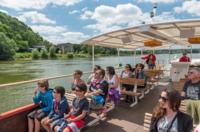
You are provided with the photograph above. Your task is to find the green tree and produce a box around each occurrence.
[41,48,48,59]
[49,46,56,58]
[0,32,16,60]
[32,48,40,59]
[0,12,52,54]
[16,40,29,52]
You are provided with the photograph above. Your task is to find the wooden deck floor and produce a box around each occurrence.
[84,77,170,132]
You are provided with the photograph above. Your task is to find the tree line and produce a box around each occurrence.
[0,12,52,60]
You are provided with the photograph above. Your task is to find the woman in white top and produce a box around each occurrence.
[106,66,120,105]
[120,64,134,103]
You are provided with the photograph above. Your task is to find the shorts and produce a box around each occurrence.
[65,115,84,132]
[53,118,68,132]
[27,109,48,121]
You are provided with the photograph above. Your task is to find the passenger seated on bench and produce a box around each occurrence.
[120,64,134,103]
[41,86,69,132]
[87,65,101,85]
[71,70,85,92]
[106,66,120,105]
[86,68,108,117]
[28,79,53,132]
[181,67,200,124]
[181,67,200,100]
[135,63,145,79]
[150,89,193,132]
[54,84,89,132]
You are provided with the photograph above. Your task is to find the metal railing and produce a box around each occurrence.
[0,67,123,113]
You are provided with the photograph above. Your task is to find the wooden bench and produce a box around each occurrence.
[172,79,187,93]
[119,77,148,107]
[145,69,163,90]
[143,101,192,131]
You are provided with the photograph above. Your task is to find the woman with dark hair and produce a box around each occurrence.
[106,66,120,105]
[150,89,193,132]
[87,65,101,85]
[120,64,134,103]
[71,70,85,91]
[135,63,145,79]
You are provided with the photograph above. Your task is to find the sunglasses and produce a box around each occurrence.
[159,95,168,102]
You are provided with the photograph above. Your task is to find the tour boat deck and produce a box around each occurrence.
[84,77,170,132]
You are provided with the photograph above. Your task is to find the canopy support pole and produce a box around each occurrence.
[134,49,136,66]
[117,48,120,66]
[168,46,171,63]
[92,45,95,69]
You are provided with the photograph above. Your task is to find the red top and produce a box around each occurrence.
[179,56,190,62]
[142,54,156,65]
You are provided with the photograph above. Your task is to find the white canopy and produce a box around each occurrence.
[81,19,200,50]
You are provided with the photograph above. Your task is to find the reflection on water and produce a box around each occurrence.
[0,54,199,113]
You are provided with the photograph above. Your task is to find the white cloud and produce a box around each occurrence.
[81,7,88,12]
[0,0,82,10]
[0,9,8,14]
[62,32,89,43]
[17,11,56,24]
[80,10,93,19]
[30,25,89,43]
[69,10,79,14]
[82,3,177,34]
[138,0,175,3]
[174,0,200,16]
[31,25,66,35]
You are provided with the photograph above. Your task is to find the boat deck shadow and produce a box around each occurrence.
[85,81,168,132]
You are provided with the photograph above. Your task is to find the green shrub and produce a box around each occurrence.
[16,52,32,58]
[49,46,56,58]
[41,48,48,59]
[32,48,40,59]
[67,53,74,58]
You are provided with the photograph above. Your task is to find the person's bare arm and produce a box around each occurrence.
[181,91,186,97]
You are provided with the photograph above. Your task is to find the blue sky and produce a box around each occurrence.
[0,0,200,44]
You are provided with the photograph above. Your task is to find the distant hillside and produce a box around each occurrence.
[0,12,52,60]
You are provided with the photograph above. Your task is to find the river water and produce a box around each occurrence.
[0,54,197,113]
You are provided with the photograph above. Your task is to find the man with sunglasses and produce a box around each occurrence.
[181,67,200,100]
[181,67,200,124]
